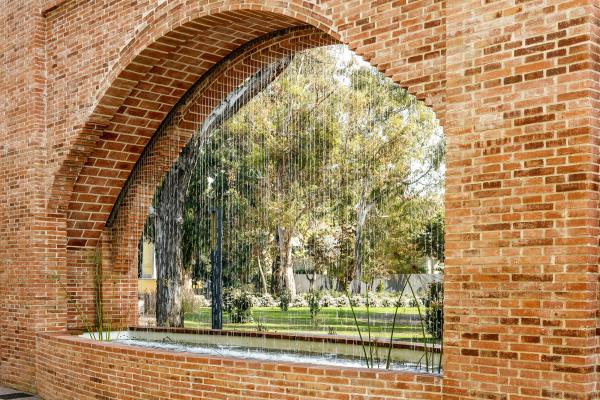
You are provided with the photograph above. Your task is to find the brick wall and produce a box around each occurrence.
[0,0,66,392]
[0,0,598,399]
[443,1,599,398]
[36,333,443,400]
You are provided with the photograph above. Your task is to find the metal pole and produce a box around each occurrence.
[211,207,223,329]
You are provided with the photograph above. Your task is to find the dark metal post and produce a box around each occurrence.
[211,207,223,330]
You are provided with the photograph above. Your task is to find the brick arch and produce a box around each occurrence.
[49,0,447,222]
[43,0,450,380]
[48,2,340,218]
[3,1,599,399]
[46,0,448,338]
[64,26,338,329]
[64,24,336,251]
[107,26,336,236]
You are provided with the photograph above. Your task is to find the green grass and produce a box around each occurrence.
[185,306,425,340]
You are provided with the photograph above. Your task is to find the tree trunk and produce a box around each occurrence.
[256,254,268,295]
[350,221,363,295]
[155,169,185,327]
[154,56,293,326]
[350,194,374,295]
[271,256,279,294]
[308,272,316,292]
[277,226,296,297]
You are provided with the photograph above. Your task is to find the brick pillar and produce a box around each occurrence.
[443,2,599,399]
[0,0,67,392]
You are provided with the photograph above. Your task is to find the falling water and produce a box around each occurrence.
[109,29,445,373]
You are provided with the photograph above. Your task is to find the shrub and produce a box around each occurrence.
[319,293,337,307]
[395,295,413,308]
[335,295,350,307]
[365,293,382,308]
[223,287,253,323]
[279,289,292,311]
[222,287,236,314]
[256,321,268,332]
[376,281,385,294]
[306,290,322,322]
[252,293,277,307]
[249,294,261,307]
[230,289,253,324]
[291,295,308,308]
[350,295,365,307]
[379,295,395,307]
[424,281,444,340]
[408,296,422,307]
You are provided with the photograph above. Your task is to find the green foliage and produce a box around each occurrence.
[91,249,112,341]
[256,321,268,332]
[223,287,254,324]
[373,198,444,275]
[279,288,292,311]
[306,290,322,323]
[424,281,444,340]
[50,249,112,341]
[149,45,444,310]
[185,305,424,339]
[222,287,236,314]
[415,211,445,263]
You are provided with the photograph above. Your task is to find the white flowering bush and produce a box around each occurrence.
[319,293,337,307]
[394,295,422,308]
[263,293,278,307]
[350,295,365,307]
[408,296,423,307]
[250,295,262,307]
[335,295,350,307]
[291,295,308,308]
[251,293,278,307]
[379,295,396,307]
[365,295,382,307]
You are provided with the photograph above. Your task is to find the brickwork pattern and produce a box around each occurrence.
[0,0,598,399]
[443,1,599,398]
[36,333,443,400]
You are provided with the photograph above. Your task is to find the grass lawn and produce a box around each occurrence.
[185,306,427,340]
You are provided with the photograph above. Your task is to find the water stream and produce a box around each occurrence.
[81,331,433,372]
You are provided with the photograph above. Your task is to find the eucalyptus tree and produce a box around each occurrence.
[325,65,445,294]
[222,47,341,296]
[150,45,444,326]
[152,57,293,327]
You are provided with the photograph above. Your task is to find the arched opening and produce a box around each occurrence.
[87,28,445,373]
[59,23,336,331]
[6,1,593,399]
[48,6,448,353]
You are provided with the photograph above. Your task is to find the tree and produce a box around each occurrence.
[149,44,445,324]
[222,47,341,296]
[324,65,445,293]
[373,198,443,275]
[153,57,293,327]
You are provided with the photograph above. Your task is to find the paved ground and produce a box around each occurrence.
[0,386,40,399]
